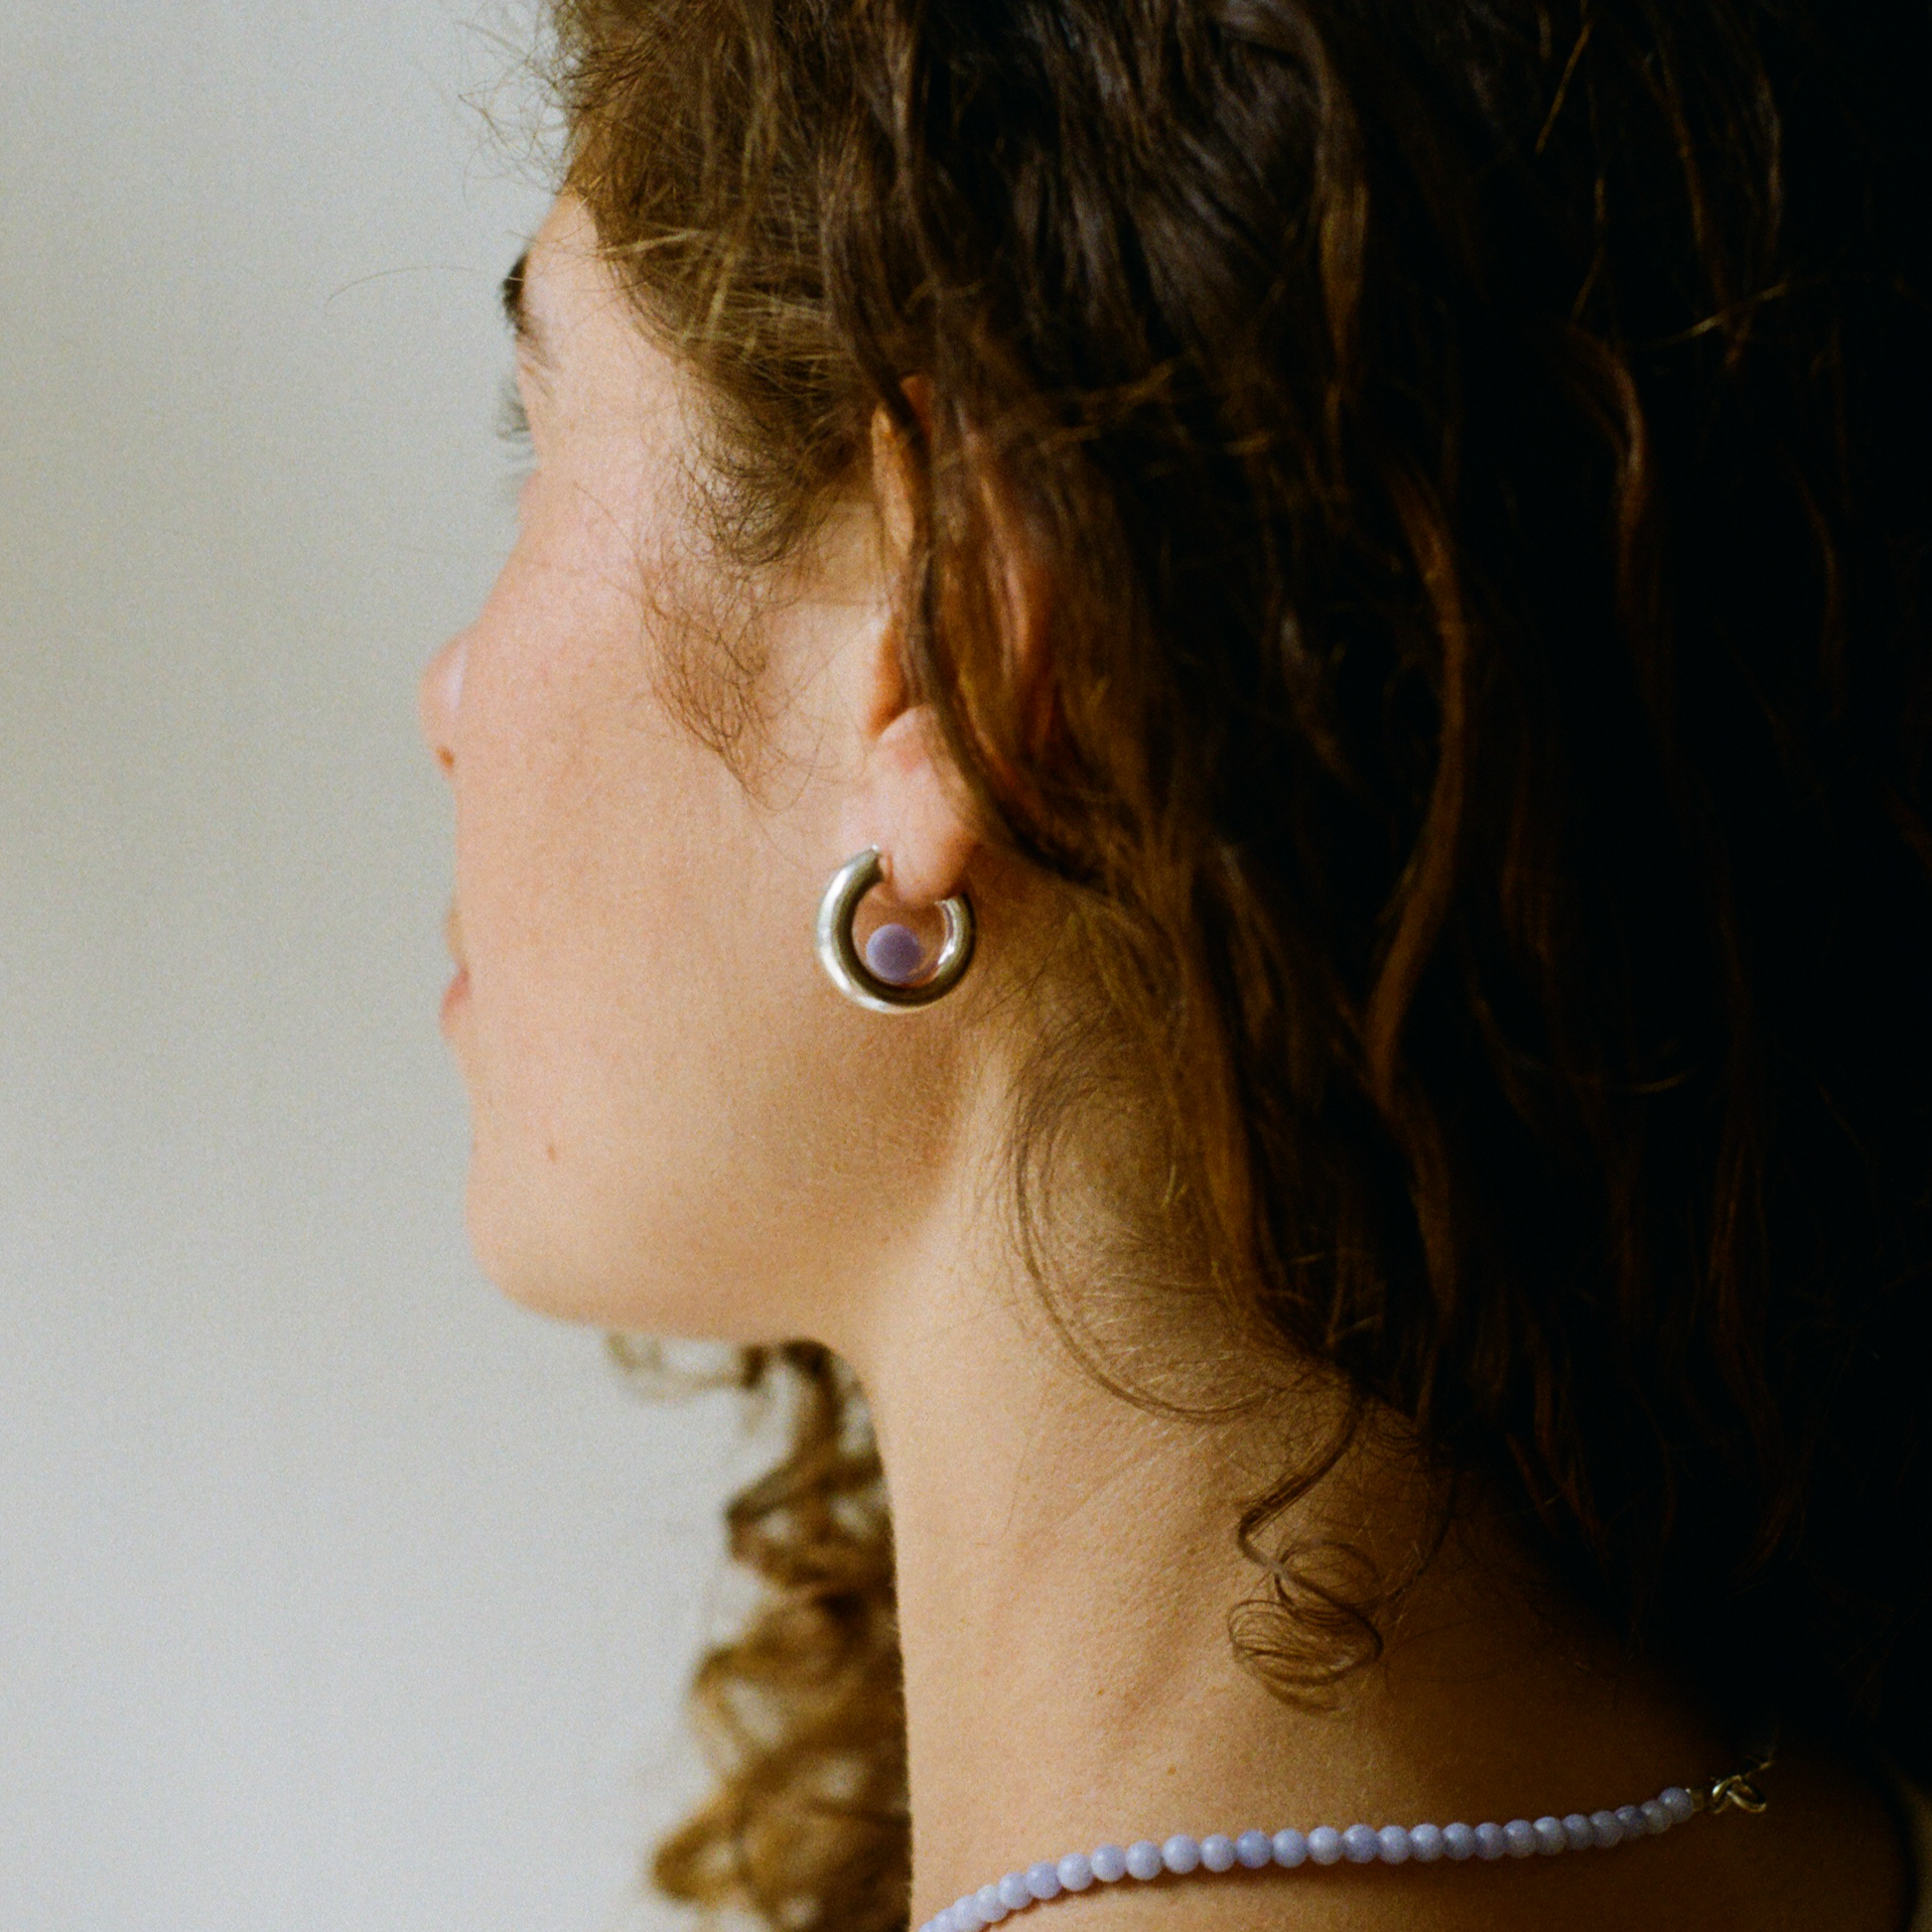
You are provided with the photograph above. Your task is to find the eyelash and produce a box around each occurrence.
[497,374,534,467]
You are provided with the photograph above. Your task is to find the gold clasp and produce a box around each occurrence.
[1705,1771,1770,1815]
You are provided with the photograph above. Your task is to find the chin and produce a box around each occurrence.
[462,1150,807,1346]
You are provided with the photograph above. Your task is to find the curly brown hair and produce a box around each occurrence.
[548,2,1932,1927]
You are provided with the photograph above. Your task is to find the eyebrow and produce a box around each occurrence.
[501,249,549,365]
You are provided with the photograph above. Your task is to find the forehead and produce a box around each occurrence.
[515,195,644,377]
[527,193,599,290]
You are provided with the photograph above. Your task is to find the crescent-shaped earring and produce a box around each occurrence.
[814,847,976,1015]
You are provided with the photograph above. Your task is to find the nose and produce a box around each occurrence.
[420,632,467,775]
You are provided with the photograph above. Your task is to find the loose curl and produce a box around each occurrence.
[551,2,1932,1926]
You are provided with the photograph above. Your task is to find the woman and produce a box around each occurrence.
[420,1,1932,1927]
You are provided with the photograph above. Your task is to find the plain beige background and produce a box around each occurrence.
[0,5,751,1927]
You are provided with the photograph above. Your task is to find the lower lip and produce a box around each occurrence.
[441,966,471,1029]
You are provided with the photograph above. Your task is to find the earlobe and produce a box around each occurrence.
[843,704,978,907]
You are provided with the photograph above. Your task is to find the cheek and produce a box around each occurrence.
[449,536,957,1337]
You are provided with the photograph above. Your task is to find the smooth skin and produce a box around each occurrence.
[422,196,1911,1932]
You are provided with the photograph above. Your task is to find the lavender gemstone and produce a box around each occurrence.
[1641,1800,1672,1835]
[1125,1841,1164,1881]
[1090,1845,1128,1883]
[865,921,925,985]
[1442,1823,1477,1862]
[1163,1835,1202,1875]
[1377,1825,1412,1863]
[1410,1823,1447,1863]
[1199,1835,1237,1872]
[1272,1829,1310,1867]
[1590,1810,1623,1849]
[1235,1831,1274,1869]
[1563,1814,1594,1852]
[1615,1806,1646,1839]
[1057,1853,1094,1892]
[1026,1862,1062,1901]
[1474,1822,1509,1861]
[949,1897,984,1931]
[1307,1826,1345,1865]
[974,1884,1009,1922]
[1661,1786,1698,1825]
[1533,1817,1567,1856]
[996,1873,1033,1912]
[1503,1820,1538,1859]
[1341,1824,1380,1864]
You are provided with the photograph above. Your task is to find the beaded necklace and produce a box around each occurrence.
[918,1751,1773,1932]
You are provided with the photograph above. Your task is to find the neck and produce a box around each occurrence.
[834,1167,1904,1932]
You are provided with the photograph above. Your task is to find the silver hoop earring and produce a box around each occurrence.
[815,847,976,1015]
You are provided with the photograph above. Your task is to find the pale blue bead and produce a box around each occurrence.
[1235,1830,1273,1869]
[1442,1822,1477,1861]
[1340,1824,1379,1864]
[1307,1826,1344,1865]
[1090,1845,1128,1884]
[1026,1862,1061,1901]
[950,1895,984,1930]
[1410,1822,1447,1863]
[1563,1814,1593,1852]
[974,1884,1008,1922]
[1474,1822,1508,1861]
[1640,1800,1671,1835]
[1057,1854,1093,1892]
[1163,1834,1201,1875]
[1503,1820,1537,1859]
[996,1872,1033,1912]
[1589,1809,1622,1849]
[1661,1786,1697,1825]
[1615,1806,1645,1839]
[1272,1829,1309,1867]
[1533,1817,1567,1856]
[1377,1825,1412,1863]
[1198,1835,1236,1872]
[1125,1841,1164,1881]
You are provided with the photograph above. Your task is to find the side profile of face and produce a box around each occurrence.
[420,197,984,1346]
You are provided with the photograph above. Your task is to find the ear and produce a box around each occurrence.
[837,402,1052,906]
[839,407,978,907]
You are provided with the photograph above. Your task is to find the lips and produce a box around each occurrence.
[441,905,471,1027]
